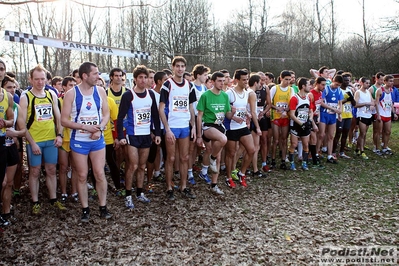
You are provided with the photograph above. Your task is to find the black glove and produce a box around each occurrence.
[301,120,312,131]
[346,92,354,102]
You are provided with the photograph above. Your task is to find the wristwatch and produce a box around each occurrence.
[99,126,105,133]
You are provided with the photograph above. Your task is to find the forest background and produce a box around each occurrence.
[1,0,399,86]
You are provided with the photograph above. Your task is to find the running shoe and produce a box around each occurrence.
[188,176,196,185]
[252,170,266,178]
[301,162,309,171]
[87,183,94,190]
[210,185,224,195]
[81,209,90,222]
[290,162,297,171]
[354,150,361,156]
[137,193,150,203]
[374,149,383,156]
[125,196,135,209]
[100,207,112,219]
[147,184,154,193]
[339,152,351,159]
[153,174,165,182]
[231,169,239,181]
[312,162,325,169]
[383,149,393,155]
[32,203,41,215]
[209,156,218,173]
[0,215,10,227]
[225,178,236,188]
[71,193,79,202]
[262,165,271,173]
[280,162,287,170]
[12,189,21,198]
[326,156,338,164]
[238,173,247,187]
[116,189,126,197]
[199,172,211,184]
[166,190,175,201]
[181,188,196,199]
[52,200,67,211]
[61,194,68,204]
[347,143,352,149]
[361,152,369,160]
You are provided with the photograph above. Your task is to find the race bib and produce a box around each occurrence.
[172,96,188,112]
[327,103,338,114]
[343,104,352,113]
[236,107,247,119]
[297,109,309,123]
[215,112,225,124]
[79,116,99,133]
[276,102,288,113]
[35,103,53,122]
[5,137,14,147]
[315,104,321,115]
[384,100,392,110]
[257,106,263,116]
[135,108,151,125]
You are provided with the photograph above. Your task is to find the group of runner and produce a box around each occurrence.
[0,57,396,224]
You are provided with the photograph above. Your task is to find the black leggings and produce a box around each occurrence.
[0,137,7,193]
[106,144,121,189]
[89,144,121,190]
[147,133,166,164]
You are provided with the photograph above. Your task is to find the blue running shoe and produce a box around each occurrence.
[199,172,211,184]
[188,176,196,185]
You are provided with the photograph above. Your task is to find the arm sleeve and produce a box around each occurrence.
[117,91,133,140]
[149,90,161,137]
[159,81,170,104]
[189,84,196,104]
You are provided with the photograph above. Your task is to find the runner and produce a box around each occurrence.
[270,70,295,170]
[354,77,375,159]
[159,56,197,200]
[374,75,397,155]
[117,65,161,209]
[308,77,326,168]
[196,71,233,194]
[288,77,316,171]
[61,62,112,222]
[318,75,344,164]
[224,69,260,188]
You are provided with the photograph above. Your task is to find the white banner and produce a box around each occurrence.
[4,30,151,60]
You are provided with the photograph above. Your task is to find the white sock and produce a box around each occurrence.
[201,165,209,175]
[298,141,303,158]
